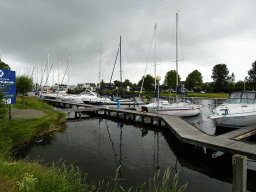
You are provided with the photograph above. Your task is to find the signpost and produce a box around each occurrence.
[0,69,16,104]
[0,69,16,120]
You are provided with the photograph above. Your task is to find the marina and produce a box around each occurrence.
[43,98,256,160]
[13,98,256,191]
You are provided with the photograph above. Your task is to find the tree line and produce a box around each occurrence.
[2,60,256,94]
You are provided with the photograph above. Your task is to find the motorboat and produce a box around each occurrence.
[58,91,98,104]
[209,91,256,128]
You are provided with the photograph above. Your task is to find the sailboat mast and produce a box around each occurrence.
[58,59,60,93]
[68,55,70,89]
[99,44,102,90]
[120,36,122,87]
[154,24,157,91]
[176,13,179,104]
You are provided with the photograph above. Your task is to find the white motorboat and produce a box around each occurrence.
[58,91,98,104]
[209,91,256,128]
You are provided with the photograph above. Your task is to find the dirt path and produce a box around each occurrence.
[11,108,47,119]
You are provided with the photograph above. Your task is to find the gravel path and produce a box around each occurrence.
[10,108,47,119]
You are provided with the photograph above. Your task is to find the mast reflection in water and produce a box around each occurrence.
[16,100,256,192]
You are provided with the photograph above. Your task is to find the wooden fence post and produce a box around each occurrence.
[232,154,247,192]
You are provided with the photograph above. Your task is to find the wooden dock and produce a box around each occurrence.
[43,98,256,161]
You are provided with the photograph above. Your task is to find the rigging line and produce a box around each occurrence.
[104,121,121,166]
[39,61,48,88]
[60,60,70,85]
[106,46,119,97]
[139,25,156,97]
[44,63,54,87]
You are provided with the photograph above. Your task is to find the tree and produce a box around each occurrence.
[113,80,121,89]
[163,70,180,89]
[248,60,256,89]
[138,74,155,91]
[185,70,203,91]
[234,81,244,91]
[100,79,106,90]
[211,64,229,92]
[122,79,133,88]
[0,60,11,70]
[16,75,34,106]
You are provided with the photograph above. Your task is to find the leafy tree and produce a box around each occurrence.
[185,70,203,91]
[123,79,133,88]
[163,70,180,89]
[113,80,121,88]
[16,75,34,106]
[100,79,106,90]
[211,64,229,92]
[0,60,10,70]
[234,81,244,91]
[138,74,155,91]
[248,60,256,89]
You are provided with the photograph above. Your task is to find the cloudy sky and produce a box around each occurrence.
[1,0,256,86]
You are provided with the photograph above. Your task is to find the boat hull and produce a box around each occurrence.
[210,112,256,128]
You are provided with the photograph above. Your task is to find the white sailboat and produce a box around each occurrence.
[87,36,144,109]
[136,13,202,117]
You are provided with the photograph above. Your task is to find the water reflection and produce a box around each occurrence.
[14,99,256,191]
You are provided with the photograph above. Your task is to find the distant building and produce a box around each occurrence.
[77,83,97,91]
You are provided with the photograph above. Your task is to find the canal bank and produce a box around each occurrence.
[0,97,188,192]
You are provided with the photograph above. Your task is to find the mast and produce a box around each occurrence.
[58,59,60,93]
[176,13,179,104]
[99,44,102,90]
[47,54,49,92]
[154,24,157,91]
[68,55,70,89]
[120,36,122,96]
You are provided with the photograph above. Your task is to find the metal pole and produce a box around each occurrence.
[176,13,179,104]
[68,55,70,89]
[157,81,160,116]
[58,59,60,93]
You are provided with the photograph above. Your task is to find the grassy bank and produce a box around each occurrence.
[0,97,187,192]
[0,97,66,155]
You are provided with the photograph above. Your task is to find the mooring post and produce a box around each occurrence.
[9,104,12,120]
[158,118,161,126]
[232,154,247,192]
[151,117,154,124]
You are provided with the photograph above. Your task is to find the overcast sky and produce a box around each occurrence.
[1,0,256,86]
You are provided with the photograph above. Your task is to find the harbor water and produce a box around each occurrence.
[15,99,256,191]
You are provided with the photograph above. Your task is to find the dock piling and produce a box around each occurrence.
[232,154,247,192]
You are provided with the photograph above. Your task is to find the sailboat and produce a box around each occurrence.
[87,36,144,109]
[136,13,202,117]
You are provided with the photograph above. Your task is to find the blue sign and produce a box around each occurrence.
[0,69,16,104]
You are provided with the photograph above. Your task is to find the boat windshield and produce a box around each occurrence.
[239,92,256,104]
[225,92,241,104]
[225,92,256,104]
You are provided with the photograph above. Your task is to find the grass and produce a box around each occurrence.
[0,97,66,155]
[0,96,188,192]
